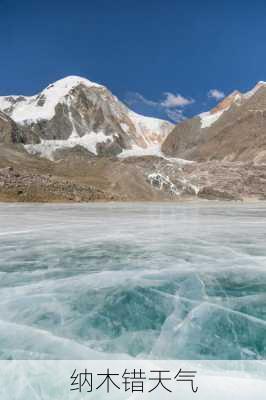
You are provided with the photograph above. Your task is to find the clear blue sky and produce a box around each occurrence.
[1,0,266,122]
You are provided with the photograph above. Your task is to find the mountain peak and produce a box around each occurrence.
[162,78,266,163]
[243,81,266,99]
[200,81,266,128]
[44,75,103,93]
[210,90,242,115]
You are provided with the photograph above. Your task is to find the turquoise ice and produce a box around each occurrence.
[0,203,266,360]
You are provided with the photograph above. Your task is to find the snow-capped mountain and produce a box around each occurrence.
[162,81,266,163]
[0,76,173,159]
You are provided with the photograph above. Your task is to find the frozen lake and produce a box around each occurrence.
[0,202,266,360]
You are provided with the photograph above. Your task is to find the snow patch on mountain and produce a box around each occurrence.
[148,173,180,195]
[148,172,199,196]
[25,131,111,160]
[129,111,169,136]
[127,111,173,146]
[119,144,194,169]
[199,110,225,129]
[119,144,162,158]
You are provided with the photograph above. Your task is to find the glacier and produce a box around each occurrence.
[0,202,266,360]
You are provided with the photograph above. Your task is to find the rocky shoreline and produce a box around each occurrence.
[0,166,122,202]
[1,145,266,202]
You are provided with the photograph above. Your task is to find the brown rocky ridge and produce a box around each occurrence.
[162,81,266,164]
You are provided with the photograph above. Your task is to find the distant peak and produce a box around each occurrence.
[243,81,266,99]
[210,90,241,115]
[209,81,266,116]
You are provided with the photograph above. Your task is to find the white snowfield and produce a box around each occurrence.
[119,144,193,167]
[199,110,226,129]
[119,144,163,158]
[24,132,113,160]
[128,110,170,140]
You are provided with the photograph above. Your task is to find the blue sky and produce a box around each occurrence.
[1,0,266,122]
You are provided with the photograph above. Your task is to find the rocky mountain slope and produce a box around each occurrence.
[0,76,173,159]
[162,81,266,163]
[0,111,21,144]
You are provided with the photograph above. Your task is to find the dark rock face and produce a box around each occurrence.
[0,111,23,144]
[53,145,96,161]
[0,111,40,145]
[96,140,123,157]
[162,85,266,163]
[27,102,74,141]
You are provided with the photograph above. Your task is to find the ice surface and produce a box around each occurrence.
[0,203,266,360]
